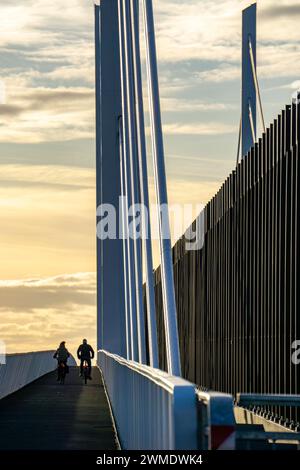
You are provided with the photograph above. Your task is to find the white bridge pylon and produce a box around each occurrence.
[95,0,181,376]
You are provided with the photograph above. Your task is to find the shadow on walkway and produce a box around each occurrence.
[0,367,117,450]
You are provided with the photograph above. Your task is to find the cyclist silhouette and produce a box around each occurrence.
[53,341,70,381]
[77,339,94,380]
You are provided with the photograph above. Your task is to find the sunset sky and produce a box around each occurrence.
[0,0,300,355]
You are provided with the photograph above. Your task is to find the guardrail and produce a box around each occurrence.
[237,394,300,408]
[237,431,300,445]
[98,349,198,450]
[0,351,76,400]
[98,350,236,450]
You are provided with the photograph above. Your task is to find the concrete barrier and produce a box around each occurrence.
[0,351,77,400]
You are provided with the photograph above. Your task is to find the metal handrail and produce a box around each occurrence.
[99,349,190,395]
[237,394,300,408]
[99,350,236,450]
[238,431,300,442]
[5,350,55,357]
[98,349,197,450]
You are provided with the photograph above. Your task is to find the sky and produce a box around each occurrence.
[0,0,300,355]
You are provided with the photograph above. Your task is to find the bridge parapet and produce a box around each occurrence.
[98,350,236,450]
[0,351,76,400]
[98,349,198,450]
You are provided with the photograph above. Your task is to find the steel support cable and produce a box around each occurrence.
[94,4,104,350]
[142,1,175,375]
[122,0,146,364]
[118,117,131,359]
[249,36,266,134]
[143,2,169,371]
[248,100,256,144]
[143,15,169,368]
[118,0,139,361]
[142,0,181,376]
[130,0,159,368]
[236,116,242,166]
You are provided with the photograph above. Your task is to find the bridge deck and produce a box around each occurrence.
[0,367,117,450]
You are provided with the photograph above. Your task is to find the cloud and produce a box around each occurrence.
[0,272,96,312]
[0,163,94,190]
[0,104,23,117]
[0,272,96,354]
[196,65,240,83]
[163,122,236,136]
[0,86,94,142]
[160,97,236,112]
[0,0,95,142]
[1,0,300,355]
[0,0,300,145]
[0,87,94,116]
[151,0,300,86]
[261,4,300,19]
[0,164,95,280]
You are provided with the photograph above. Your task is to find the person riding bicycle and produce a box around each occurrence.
[77,339,94,380]
[53,341,70,381]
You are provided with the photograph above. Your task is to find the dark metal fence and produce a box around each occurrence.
[149,100,300,430]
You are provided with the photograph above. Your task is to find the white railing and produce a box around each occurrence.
[0,351,76,400]
[98,350,198,450]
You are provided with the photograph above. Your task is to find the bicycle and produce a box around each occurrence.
[82,360,90,385]
[57,361,67,384]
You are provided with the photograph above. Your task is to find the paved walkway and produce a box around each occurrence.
[0,367,117,450]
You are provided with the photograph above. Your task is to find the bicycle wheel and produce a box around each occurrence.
[58,365,66,384]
